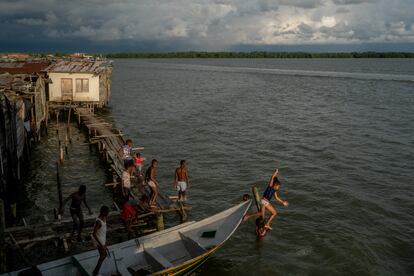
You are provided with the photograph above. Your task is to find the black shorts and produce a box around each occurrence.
[124,158,134,167]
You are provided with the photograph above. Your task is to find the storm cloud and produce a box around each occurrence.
[0,0,413,51]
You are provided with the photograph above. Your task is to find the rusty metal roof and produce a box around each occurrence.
[45,60,112,74]
[0,73,40,94]
[0,61,50,74]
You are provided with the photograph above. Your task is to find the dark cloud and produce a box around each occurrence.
[335,7,350,13]
[0,0,413,51]
[279,0,324,9]
[332,0,377,5]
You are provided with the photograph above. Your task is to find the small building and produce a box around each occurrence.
[0,70,50,220]
[0,61,50,139]
[46,60,112,107]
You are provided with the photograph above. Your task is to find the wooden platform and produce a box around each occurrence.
[2,107,191,262]
[74,107,181,210]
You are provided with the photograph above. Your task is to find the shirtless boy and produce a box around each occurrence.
[174,160,191,202]
[60,185,92,241]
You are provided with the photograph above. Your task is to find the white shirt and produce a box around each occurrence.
[94,217,107,246]
[122,170,131,189]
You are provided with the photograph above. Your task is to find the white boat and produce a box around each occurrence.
[5,200,251,276]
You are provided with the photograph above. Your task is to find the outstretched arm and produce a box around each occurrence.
[268,169,279,186]
[274,191,289,206]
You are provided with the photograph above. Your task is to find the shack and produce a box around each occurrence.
[0,61,50,224]
[46,60,112,108]
[0,61,51,140]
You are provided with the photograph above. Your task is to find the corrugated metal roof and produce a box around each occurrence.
[0,73,37,94]
[45,60,112,74]
[0,61,50,74]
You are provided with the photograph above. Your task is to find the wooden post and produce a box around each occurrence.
[62,238,69,252]
[0,199,6,272]
[77,112,81,127]
[252,186,261,211]
[59,146,64,163]
[67,107,72,144]
[56,162,63,211]
[156,213,164,231]
[64,132,69,157]
[56,110,59,145]
[45,105,49,133]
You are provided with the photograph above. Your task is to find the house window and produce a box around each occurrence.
[76,78,89,93]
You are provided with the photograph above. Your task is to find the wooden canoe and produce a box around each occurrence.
[4,200,251,276]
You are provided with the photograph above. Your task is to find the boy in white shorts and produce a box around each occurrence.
[174,160,191,202]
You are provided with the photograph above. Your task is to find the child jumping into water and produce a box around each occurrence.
[243,169,288,230]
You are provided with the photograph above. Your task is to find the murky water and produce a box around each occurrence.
[21,58,414,275]
[18,121,112,221]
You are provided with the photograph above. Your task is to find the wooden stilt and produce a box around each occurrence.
[56,162,63,211]
[156,213,164,231]
[45,105,49,133]
[77,112,81,127]
[62,238,69,252]
[67,107,72,144]
[59,147,64,163]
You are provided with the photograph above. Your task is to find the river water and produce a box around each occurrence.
[21,59,414,275]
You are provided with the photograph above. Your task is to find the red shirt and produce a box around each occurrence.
[134,156,144,166]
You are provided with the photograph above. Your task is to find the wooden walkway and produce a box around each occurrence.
[74,107,182,210]
[3,107,190,255]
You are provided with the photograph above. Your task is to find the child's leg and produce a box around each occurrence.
[264,204,277,229]
[243,205,265,221]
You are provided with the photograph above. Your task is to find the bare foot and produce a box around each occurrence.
[264,224,273,230]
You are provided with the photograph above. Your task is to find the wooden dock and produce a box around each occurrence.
[74,107,184,211]
[2,106,191,259]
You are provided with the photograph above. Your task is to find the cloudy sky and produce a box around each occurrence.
[1,0,413,52]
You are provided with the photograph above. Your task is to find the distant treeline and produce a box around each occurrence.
[106,51,414,58]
